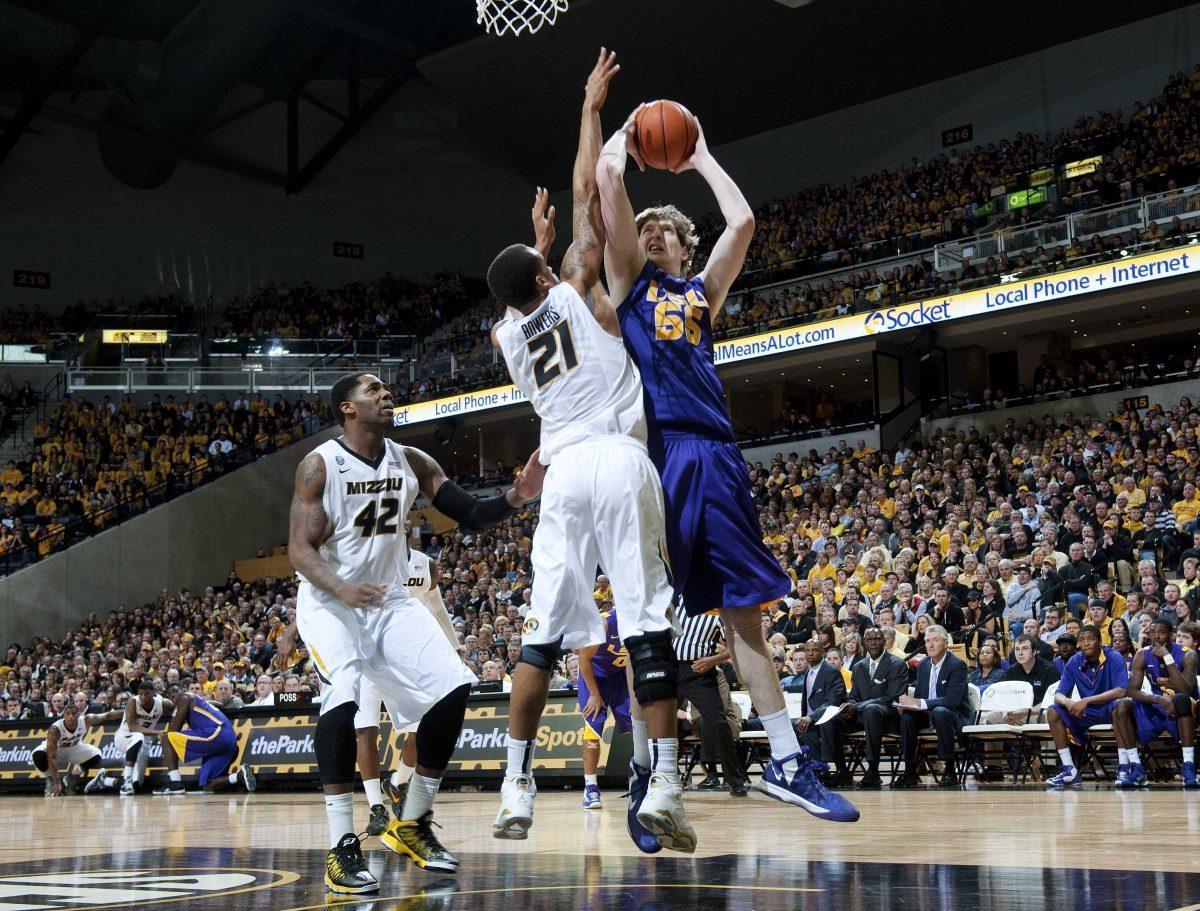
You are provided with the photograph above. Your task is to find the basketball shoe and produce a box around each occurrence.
[325,833,377,894]
[382,812,459,873]
[492,774,535,839]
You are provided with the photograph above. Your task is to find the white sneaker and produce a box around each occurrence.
[636,774,696,854]
[83,774,109,795]
[120,780,135,797]
[492,774,536,840]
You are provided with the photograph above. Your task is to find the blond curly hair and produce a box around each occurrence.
[635,204,700,272]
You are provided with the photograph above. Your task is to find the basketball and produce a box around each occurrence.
[634,100,698,171]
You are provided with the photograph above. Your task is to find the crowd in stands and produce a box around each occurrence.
[0,296,193,346]
[0,391,330,575]
[956,339,1200,413]
[2,390,1196,787]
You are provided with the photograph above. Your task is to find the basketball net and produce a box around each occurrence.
[476,0,568,36]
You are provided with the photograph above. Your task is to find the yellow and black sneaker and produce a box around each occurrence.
[325,833,379,894]
[381,774,407,819]
[365,803,390,837]
[380,812,459,873]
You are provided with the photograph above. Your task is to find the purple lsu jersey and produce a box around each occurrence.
[591,610,628,678]
[617,262,734,442]
[1145,644,1189,695]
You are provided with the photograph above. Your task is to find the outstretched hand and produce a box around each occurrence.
[584,48,620,112]
[532,186,556,256]
[670,110,709,174]
[513,449,546,503]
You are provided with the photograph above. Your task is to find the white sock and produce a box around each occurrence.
[1057,748,1073,769]
[100,775,114,788]
[168,770,182,782]
[123,765,135,782]
[1127,748,1141,766]
[506,736,534,778]
[760,707,803,770]
[584,773,598,787]
[631,719,651,769]
[391,761,415,788]
[1184,747,1195,764]
[324,792,355,849]
[1118,748,1131,764]
[649,738,678,781]
[401,773,440,821]
[363,777,383,807]
[228,772,239,785]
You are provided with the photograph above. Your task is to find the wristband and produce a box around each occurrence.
[1162,654,1175,666]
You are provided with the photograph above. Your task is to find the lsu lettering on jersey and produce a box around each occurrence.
[494,281,646,461]
[591,610,628,678]
[297,437,418,606]
[617,262,733,442]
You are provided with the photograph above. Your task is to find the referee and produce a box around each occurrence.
[675,611,747,797]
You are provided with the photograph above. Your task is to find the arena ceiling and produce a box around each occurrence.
[0,0,1193,191]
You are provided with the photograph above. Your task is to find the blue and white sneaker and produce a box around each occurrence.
[1114,763,1132,788]
[1182,761,1199,789]
[625,761,661,854]
[1128,763,1148,787]
[1046,765,1081,788]
[582,783,602,809]
[754,749,860,823]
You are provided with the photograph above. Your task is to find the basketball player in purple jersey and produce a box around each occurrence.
[597,108,858,828]
[577,605,632,809]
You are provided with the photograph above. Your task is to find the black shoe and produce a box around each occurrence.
[325,833,378,894]
[153,781,187,796]
[858,769,883,789]
[366,802,390,836]
[729,778,749,798]
[830,770,855,789]
[693,775,723,791]
[938,771,959,789]
[889,774,920,789]
[382,774,408,819]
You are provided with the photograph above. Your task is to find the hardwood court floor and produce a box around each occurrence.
[3,784,1199,910]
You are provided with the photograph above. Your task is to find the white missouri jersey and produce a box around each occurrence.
[494,281,645,461]
[118,695,165,736]
[51,716,88,748]
[297,437,418,603]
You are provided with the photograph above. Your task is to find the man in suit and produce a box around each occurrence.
[789,639,847,768]
[892,624,972,789]
[832,628,909,789]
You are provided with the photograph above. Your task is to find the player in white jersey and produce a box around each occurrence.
[114,678,172,795]
[33,701,118,796]
[288,371,544,894]
[486,50,694,854]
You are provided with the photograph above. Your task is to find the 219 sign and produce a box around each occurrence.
[13,269,50,290]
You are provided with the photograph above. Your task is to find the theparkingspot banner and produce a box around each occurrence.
[393,246,1198,428]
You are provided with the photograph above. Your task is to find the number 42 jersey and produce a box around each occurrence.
[296,437,419,604]
[494,281,647,462]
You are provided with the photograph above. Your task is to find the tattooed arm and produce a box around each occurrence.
[287,452,386,610]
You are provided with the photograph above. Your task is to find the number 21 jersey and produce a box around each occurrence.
[494,281,646,462]
[296,437,418,604]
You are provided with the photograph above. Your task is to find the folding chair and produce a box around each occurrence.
[960,681,1034,781]
[916,683,981,779]
[1018,686,1067,782]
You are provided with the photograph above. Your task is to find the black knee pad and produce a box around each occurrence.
[416,684,471,771]
[626,629,678,705]
[81,754,101,771]
[125,741,142,764]
[32,750,47,772]
[315,701,359,787]
[519,638,563,671]
[1172,693,1192,717]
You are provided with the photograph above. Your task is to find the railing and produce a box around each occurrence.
[933,182,1200,272]
[66,365,411,393]
[206,335,419,361]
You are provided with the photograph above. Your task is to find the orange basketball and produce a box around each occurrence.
[634,100,698,171]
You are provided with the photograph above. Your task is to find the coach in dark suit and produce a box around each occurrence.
[789,639,847,765]
[832,628,908,788]
[892,624,972,789]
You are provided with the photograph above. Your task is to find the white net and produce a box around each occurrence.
[476,0,569,36]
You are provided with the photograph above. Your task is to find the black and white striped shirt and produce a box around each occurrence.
[674,611,724,662]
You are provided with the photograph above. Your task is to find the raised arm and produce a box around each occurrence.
[560,49,621,336]
[288,453,386,610]
[680,121,755,317]
[405,446,544,525]
[597,107,648,305]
